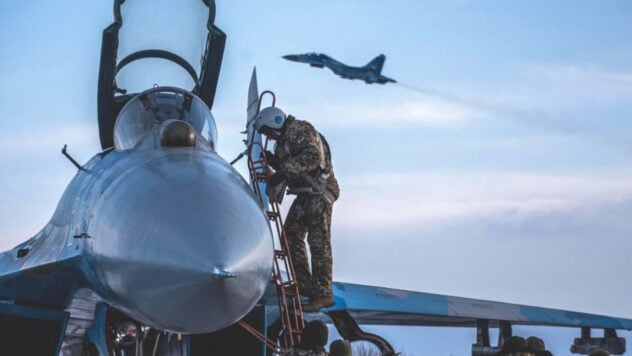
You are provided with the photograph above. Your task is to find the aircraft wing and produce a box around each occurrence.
[301,282,630,354]
[325,282,632,330]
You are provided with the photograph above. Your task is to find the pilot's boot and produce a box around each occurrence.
[302,295,334,313]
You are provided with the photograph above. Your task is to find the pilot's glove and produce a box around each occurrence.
[264,150,279,169]
[268,171,286,186]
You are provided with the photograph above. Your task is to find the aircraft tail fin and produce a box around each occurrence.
[364,54,386,73]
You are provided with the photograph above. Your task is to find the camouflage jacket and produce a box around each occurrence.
[273,116,339,200]
[282,347,328,356]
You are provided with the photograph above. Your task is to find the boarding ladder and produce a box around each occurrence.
[238,92,305,353]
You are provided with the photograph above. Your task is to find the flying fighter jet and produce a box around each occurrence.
[2,1,632,355]
[283,52,397,84]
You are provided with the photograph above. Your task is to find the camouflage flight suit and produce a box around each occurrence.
[272,116,339,298]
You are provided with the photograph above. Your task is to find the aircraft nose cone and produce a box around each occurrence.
[282,54,299,61]
[89,151,273,333]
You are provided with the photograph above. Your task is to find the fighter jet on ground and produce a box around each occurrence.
[283,52,396,84]
[1,1,631,355]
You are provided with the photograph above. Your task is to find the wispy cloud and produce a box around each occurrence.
[377,63,632,153]
[510,63,632,109]
[333,172,632,230]
[526,64,632,87]
[398,64,632,118]
[433,63,632,111]
[303,98,482,129]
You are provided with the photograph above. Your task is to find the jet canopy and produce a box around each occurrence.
[97,0,225,149]
[113,87,217,151]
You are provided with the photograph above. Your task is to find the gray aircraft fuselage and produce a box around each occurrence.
[0,88,273,337]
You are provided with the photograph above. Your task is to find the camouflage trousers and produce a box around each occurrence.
[284,194,333,298]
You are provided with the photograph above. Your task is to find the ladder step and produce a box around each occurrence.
[283,286,297,294]
[278,285,294,293]
[282,284,296,296]
[282,284,297,290]
[247,154,305,344]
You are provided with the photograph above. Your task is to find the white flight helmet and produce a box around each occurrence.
[254,106,286,132]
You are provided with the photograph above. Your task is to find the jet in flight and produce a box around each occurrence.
[283,52,396,84]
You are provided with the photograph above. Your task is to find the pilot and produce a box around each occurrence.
[254,106,340,313]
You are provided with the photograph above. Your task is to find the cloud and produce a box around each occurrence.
[331,172,632,319]
[487,64,632,114]
[385,63,632,153]
[304,98,482,129]
[333,172,632,231]
[526,64,632,88]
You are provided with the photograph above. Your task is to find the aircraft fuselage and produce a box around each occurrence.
[0,88,274,336]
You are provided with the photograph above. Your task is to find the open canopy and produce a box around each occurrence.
[97,0,225,149]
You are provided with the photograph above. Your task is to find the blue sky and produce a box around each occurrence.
[1,1,632,354]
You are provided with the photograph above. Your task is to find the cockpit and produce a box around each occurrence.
[113,87,217,151]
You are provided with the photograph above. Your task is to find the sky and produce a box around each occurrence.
[1,0,632,354]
